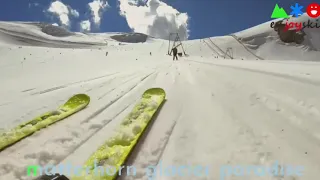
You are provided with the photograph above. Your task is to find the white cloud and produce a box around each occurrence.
[88,0,109,27]
[118,0,189,40]
[70,9,80,18]
[80,20,91,32]
[52,23,59,26]
[47,1,79,27]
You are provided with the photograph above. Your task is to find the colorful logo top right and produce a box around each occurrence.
[271,3,319,19]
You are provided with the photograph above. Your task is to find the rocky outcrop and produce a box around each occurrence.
[273,20,305,44]
[35,23,75,37]
[110,33,148,43]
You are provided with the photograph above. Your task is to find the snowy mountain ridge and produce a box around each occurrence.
[0,13,319,61]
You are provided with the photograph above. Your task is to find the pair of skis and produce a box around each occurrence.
[0,88,166,180]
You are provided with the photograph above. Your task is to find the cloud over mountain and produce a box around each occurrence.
[118,0,189,40]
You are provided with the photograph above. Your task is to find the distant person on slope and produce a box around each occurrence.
[171,47,178,61]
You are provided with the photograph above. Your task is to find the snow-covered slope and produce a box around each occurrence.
[182,14,320,61]
[0,21,320,180]
[232,14,320,61]
[0,22,156,48]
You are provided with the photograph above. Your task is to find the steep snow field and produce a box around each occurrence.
[0,19,320,180]
[232,14,320,61]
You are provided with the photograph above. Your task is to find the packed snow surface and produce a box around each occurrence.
[0,19,320,180]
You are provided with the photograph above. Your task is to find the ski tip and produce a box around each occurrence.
[61,93,90,109]
[143,88,166,98]
[66,93,90,103]
[73,93,90,100]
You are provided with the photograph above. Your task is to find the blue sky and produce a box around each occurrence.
[0,0,316,39]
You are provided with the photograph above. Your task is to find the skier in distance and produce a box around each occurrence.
[171,47,178,61]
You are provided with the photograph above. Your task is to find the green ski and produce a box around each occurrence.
[73,88,165,180]
[0,94,90,151]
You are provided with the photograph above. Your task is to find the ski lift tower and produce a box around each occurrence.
[167,33,187,56]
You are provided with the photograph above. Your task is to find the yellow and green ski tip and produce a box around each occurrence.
[0,94,90,151]
[71,88,165,180]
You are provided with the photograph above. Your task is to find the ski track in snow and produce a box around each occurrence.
[119,61,320,180]
[1,22,320,180]
[0,68,162,179]
[1,57,320,180]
